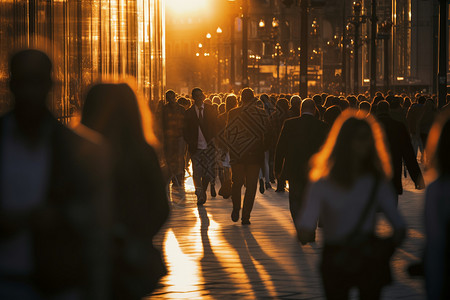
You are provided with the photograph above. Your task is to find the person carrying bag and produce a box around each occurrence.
[296,111,407,300]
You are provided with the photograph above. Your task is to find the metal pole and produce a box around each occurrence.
[242,0,249,88]
[300,0,308,98]
[370,0,377,99]
[277,48,280,93]
[354,21,360,95]
[438,0,447,109]
[230,16,236,90]
[384,36,389,93]
[342,0,347,95]
[217,38,221,92]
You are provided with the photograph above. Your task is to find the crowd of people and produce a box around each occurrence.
[157,83,449,299]
[0,47,449,300]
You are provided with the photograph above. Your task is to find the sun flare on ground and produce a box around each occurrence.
[166,0,210,15]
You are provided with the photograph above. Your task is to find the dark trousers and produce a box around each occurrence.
[320,245,384,300]
[288,178,308,222]
[231,163,260,221]
[191,148,214,196]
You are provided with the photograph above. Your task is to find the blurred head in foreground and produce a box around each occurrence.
[310,109,392,188]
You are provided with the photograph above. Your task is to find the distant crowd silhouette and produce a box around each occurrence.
[1,48,449,300]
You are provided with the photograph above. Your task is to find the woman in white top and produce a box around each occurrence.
[423,111,450,300]
[297,110,406,300]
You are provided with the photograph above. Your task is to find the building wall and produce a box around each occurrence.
[0,0,165,118]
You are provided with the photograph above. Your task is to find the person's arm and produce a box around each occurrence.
[377,180,407,246]
[424,182,446,300]
[296,181,321,244]
[150,146,170,234]
[399,123,425,189]
[274,120,289,179]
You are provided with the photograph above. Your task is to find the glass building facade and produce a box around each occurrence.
[0,0,165,120]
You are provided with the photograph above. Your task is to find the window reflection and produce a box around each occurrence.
[0,0,165,120]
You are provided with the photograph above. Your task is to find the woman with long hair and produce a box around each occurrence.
[423,111,450,300]
[297,110,406,300]
[81,82,170,299]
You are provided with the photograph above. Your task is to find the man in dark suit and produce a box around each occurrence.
[377,101,425,204]
[183,87,218,205]
[275,98,328,222]
[162,89,186,187]
[0,49,110,299]
[226,88,270,225]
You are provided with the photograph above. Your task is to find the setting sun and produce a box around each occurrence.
[166,0,210,15]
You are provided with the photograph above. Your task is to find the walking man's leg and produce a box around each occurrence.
[241,164,260,224]
[231,164,244,222]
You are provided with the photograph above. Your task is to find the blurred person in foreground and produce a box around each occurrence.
[423,111,450,300]
[0,49,110,299]
[81,82,170,299]
[226,88,270,225]
[297,110,406,300]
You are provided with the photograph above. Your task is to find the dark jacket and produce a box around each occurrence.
[377,113,424,194]
[0,111,111,299]
[275,114,328,181]
[225,103,270,165]
[183,103,218,155]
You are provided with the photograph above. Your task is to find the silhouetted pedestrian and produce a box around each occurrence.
[183,88,218,205]
[0,49,110,300]
[298,110,406,300]
[81,82,170,299]
[227,88,270,225]
[275,98,328,223]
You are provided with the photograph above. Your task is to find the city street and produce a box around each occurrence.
[151,170,427,299]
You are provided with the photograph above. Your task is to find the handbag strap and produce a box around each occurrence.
[344,176,380,244]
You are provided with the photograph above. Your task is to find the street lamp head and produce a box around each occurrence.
[216,27,222,34]
[272,18,279,29]
[198,43,203,48]
[259,19,265,28]
[206,33,212,39]
[353,1,362,16]
[196,52,200,57]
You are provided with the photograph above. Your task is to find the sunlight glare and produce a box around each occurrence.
[163,230,202,294]
[166,0,210,15]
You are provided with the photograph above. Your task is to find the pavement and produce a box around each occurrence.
[150,169,427,299]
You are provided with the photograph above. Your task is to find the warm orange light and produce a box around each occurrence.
[216,27,223,34]
[166,0,209,14]
[206,33,212,39]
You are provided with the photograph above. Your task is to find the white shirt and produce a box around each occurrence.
[0,115,51,275]
[194,104,208,150]
[297,175,406,245]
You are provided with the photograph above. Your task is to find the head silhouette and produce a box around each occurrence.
[81,83,146,153]
[192,87,205,106]
[9,49,53,131]
[165,90,176,104]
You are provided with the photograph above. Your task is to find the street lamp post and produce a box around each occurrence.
[217,27,223,92]
[242,0,249,87]
[438,0,447,109]
[377,19,391,93]
[274,43,282,93]
[369,0,377,99]
[300,0,308,98]
[348,1,367,95]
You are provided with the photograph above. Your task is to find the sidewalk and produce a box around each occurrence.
[150,173,426,299]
